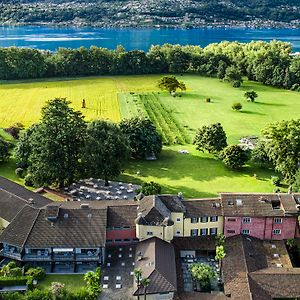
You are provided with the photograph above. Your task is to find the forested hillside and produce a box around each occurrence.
[0,0,299,28]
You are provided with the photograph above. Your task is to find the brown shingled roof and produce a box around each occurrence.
[134,237,177,296]
[220,193,298,217]
[0,205,39,248]
[0,176,52,222]
[184,198,222,217]
[107,205,138,227]
[25,206,107,248]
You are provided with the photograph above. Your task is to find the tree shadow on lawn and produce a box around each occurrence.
[254,101,287,107]
[240,110,266,116]
[121,148,272,185]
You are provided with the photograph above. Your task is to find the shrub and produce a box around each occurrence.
[15,167,24,178]
[136,181,162,196]
[290,83,300,91]
[24,174,34,187]
[0,137,10,162]
[220,145,249,169]
[232,102,242,111]
[4,123,24,139]
[232,80,241,88]
[49,282,68,300]
[25,267,46,281]
[25,289,52,300]
[205,97,211,103]
[0,276,30,287]
[271,176,280,186]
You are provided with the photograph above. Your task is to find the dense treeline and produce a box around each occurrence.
[0,41,299,89]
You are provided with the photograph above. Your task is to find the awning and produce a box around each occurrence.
[53,248,74,253]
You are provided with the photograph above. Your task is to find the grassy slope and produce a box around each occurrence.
[0,74,298,196]
[38,274,84,292]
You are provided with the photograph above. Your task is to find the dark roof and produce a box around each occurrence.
[223,235,300,299]
[184,198,222,217]
[0,205,39,247]
[107,205,138,228]
[137,195,172,226]
[157,195,186,213]
[134,237,177,296]
[220,193,298,217]
[25,205,107,248]
[0,176,52,222]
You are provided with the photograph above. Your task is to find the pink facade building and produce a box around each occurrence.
[221,193,300,240]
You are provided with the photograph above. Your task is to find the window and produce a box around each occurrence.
[146,231,153,236]
[176,230,181,236]
[271,200,281,210]
[176,218,181,222]
[123,239,131,242]
[201,216,208,223]
[227,218,236,222]
[227,230,235,234]
[114,226,121,230]
[191,229,198,237]
[123,226,130,229]
[106,239,113,243]
[210,228,218,235]
[242,229,250,235]
[274,218,282,224]
[243,217,251,223]
[210,216,218,222]
[191,217,199,224]
[227,200,234,206]
[273,229,281,235]
[200,228,208,236]
[114,239,122,242]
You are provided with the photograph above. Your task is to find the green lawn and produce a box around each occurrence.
[38,274,85,292]
[0,74,298,196]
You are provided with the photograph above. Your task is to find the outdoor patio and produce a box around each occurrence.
[63,178,140,201]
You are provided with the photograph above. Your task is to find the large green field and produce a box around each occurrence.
[0,75,299,196]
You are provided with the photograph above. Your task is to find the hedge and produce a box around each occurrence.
[0,276,33,288]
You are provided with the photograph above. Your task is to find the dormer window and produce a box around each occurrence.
[271,200,281,210]
[227,200,234,206]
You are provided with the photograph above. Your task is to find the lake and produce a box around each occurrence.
[0,26,300,52]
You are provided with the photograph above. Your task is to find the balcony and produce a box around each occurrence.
[23,254,52,262]
[53,254,75,261]
[0,249,22,260]
[76,254,100,261]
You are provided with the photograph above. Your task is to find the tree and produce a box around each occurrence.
[82,120,130,186]
[136,181,162,196]
[0,137,10,162]
[261,119,300,181]
[224,66,243,87]
[193,123,227,154]
[220,145,249,169]
[251,140,273,168]
[119,117,162,159]
[16,98,86,187]
[292,170,300,192]
[84,268,102,299]
[215,233,225,247]
[158,75,186,94]
[244,90,258,102]
[140,278,150,300]
[189,263,216,292]
[232,102,242,111]
[215,245,226,277]
[134,268,142,300]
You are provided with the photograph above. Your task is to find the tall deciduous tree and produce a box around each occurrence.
[262,119,300,181]
[189,263,216,292]
[82,120,130,186]
[194,123,227,154]
[158,76,186,94]
[119,117,162,159]
[224,66,243,87]
[16,98,86,187]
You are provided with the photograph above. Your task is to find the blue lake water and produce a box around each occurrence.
[0,26,300,52]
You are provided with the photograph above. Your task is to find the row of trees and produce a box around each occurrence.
[1,41,299,89]
[15,98,162,188]
[193,119,300,188]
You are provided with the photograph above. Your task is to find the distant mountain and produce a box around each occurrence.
[0,0,299,28]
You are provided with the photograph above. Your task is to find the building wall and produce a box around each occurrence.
[171,212,184,237]
[136,292,174,300]
[183,216,223,237]
[136,224,174,242]
[106,228,136,244]
[224,216,297,240]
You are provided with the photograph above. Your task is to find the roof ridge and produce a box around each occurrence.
[240,236,254,300]
[22,207,41,248]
